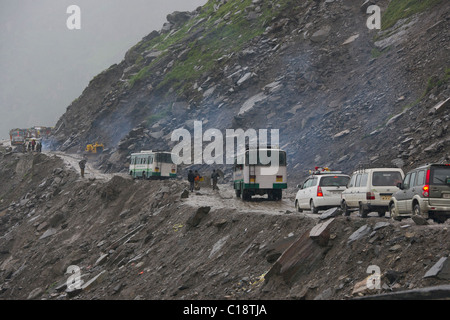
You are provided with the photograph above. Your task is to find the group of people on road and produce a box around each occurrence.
[26,139,42,153]
[187,169,220,192]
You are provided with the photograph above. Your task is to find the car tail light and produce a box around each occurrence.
[317,186,323,197]
[366,192,375,200]
[423,169,430,197]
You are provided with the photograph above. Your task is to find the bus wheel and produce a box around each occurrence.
[276,190,282,201]
[242,189,251,201]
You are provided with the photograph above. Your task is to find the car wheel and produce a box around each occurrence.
[389,202,401,221]
[359,203,369,218]
[295,200,303,212]
[310,200,319,214]
[413,203,421,217]
[341,200,350,216]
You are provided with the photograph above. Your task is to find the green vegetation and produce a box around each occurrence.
[425,67,450,94]
[399,67,450,112]
[146,109,169,126]
[127,0,294,93]
[382,0,444,30]
[371,46,390,59]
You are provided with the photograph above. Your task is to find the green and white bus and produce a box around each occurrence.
[233,146,287,201]
[129,150,177,179]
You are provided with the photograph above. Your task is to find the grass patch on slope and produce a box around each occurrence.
[382,0,444,30]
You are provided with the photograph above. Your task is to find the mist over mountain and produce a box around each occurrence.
[0,0,206,138]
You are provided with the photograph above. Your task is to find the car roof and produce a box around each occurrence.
[407,163,450,171]
[352,168,403,173]
[308,173,349,179]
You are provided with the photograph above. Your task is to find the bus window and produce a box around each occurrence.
[155,153,173,163]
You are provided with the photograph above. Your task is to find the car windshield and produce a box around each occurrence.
[372,171,403,186]
[431,166,450,185]
[320,176,350,187]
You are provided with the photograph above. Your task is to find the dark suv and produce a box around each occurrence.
[389,164,450,222]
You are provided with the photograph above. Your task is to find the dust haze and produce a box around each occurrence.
[0,0,206,138]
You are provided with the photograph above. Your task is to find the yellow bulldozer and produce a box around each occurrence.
[85,142,104,155]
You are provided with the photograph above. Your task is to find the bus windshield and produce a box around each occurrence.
[244,150,286,166]
[155,153,174,164]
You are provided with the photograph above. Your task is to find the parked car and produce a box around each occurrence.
[341,168,404,217]
[389,164,450,222]
[295,170,350,213]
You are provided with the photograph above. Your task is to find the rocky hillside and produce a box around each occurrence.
[49,0,449,184]
[0,150,449,302]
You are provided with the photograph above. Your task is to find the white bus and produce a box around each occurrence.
[129,150,177,179]
[233,146,287,201]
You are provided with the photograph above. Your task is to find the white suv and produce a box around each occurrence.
[341,168,404,217]
[295,171,350,213]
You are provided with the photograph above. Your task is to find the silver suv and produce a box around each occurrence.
[341,168,404,217]
[389,164,450,222]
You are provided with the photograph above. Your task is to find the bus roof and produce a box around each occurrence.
[131,150,174,156]
[235,148,285,157]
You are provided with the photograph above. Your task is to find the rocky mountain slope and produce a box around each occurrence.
[49,0,449,183]
[0,150,449,301]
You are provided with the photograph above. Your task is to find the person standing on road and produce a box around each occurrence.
[188,170,195,192]
[79,157,87,178]
[194,170,201,191]
[211,169,219,190]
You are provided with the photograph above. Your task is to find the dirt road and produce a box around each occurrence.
[49,151,115,181]
[182,183,321,220]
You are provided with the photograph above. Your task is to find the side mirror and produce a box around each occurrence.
[296,184,302,189]
[396,182,403,190]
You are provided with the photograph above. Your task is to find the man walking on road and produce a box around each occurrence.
[211,169,219,190]
[188,170,195,192]
[79,157,87,178]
